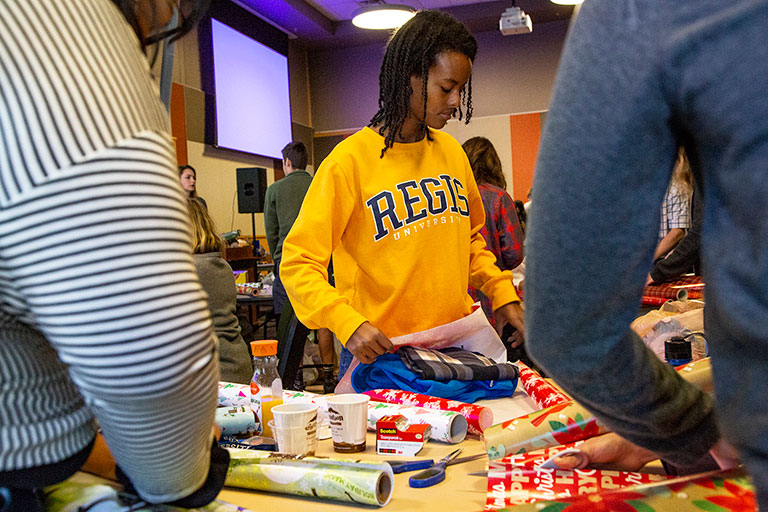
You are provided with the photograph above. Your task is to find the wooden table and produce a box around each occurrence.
[217,392,538,511]
[69,392,538,511]
[237,293,275,338]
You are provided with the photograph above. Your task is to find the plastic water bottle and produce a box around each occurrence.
[665,336,693,367]
[250,340,283,437]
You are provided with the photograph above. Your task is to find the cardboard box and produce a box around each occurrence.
[376,415,431,456]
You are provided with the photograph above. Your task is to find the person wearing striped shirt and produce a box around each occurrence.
[0,1,226,510]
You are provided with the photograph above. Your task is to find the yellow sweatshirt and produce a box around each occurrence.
[280,127,520,344]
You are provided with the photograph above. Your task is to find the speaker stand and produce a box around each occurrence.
[251,212,258,258]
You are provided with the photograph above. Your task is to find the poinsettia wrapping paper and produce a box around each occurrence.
[218,381,251,407]
[484,401,608,459]
[484,442,671,509]
[517,362,571,409]
[494,468,755,512]
[363,389,493,436]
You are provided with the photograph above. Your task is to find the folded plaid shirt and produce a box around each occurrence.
[398,346,520,381]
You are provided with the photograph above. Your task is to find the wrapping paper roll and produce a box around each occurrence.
[282,389,332,439]
[486,358,712,459]
[225,449,394,506]
[493,440,585,468]
[485,464,671,508]
[516,362,571,409]
[363,389,492,436]
[216,406,258,438]
[676,357,713,393]
[492,468,754,511]
[484,401,609,460]
[44,481,253,511]
[366,401,468,443]
[219,381,251,407]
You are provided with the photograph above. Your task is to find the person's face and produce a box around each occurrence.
[408,50,472,132]
[180,168,196,193]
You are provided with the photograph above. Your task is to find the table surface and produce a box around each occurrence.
[70,391,538,512]
[236,293,273,304]
[218,392,537,511]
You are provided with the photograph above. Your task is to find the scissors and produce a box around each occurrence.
[407,449,485,488]
[386,458,435,474]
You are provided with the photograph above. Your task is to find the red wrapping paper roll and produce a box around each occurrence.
[363,389,493,436]
[517,362,571,409]
[485,443,672,508]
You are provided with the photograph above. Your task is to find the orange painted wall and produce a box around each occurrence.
[170,82,188,166]
[509,113,541,202]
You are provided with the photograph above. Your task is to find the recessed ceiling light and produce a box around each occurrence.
[550,0,584,4]
[352,3,416,30]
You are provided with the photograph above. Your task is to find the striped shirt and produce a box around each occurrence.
[0,0,218,503]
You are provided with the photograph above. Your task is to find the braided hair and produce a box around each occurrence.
[369,10,477,157]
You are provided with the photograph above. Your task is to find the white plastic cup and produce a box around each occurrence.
[326,394,370,453]
[272,402,319,429]
[269,420,318,456]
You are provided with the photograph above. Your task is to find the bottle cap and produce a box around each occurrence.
[665,336,692,361]
[251,339,278,356]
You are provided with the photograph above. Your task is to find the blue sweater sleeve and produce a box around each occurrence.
[525,0,718,466]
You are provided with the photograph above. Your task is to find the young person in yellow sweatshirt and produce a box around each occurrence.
[279,10,524,378]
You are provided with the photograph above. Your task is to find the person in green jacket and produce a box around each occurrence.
[264,141,312,316]
[265,142,337,392]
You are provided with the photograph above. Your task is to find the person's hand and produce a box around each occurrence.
[346,322,394,364]
[645,274,654,286]
[494,301,525,348]
[710,438,740,469]
[553,433,658,472]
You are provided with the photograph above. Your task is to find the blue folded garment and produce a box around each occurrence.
[350,353,517,403]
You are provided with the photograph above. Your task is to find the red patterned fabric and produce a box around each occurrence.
[642,274,704,305]
[469,183,524,325]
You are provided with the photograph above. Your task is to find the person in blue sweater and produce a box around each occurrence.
[525,0,767,506]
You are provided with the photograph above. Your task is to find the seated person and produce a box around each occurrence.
[653,148,693,261]
[188,199,253,384]
[179,164,207,208]
[648,152,703,285]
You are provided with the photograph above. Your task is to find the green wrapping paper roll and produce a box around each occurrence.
[44,480,254,511]
[484,401,609,460]
[225,448,394,506]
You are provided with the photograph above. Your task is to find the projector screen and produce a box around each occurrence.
[211,18,292,159]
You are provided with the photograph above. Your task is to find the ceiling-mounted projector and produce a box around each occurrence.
[500,6,532,35]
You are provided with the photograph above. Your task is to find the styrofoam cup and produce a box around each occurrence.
[272,402,319,429]
[269,420,318,456]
